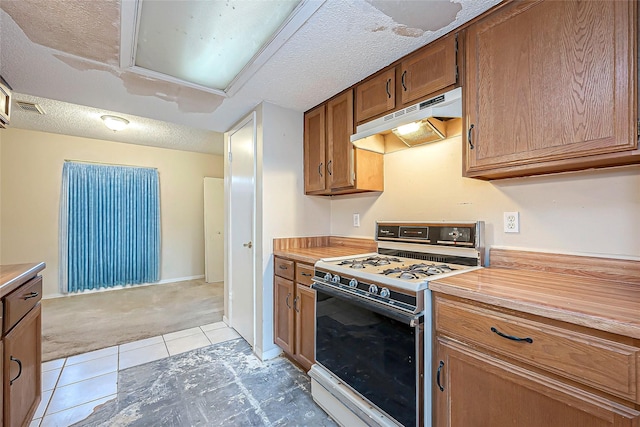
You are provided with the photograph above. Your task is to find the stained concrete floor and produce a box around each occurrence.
[72,339,337,426]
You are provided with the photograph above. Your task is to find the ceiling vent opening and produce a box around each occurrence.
[15,101,45,114]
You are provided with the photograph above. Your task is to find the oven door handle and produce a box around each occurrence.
[312,281,423,327]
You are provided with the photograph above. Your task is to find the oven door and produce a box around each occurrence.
[313,281,424,427]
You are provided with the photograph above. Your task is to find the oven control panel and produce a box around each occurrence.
[376,221,482,248]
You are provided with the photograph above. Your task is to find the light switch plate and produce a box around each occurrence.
[353,213,360,227]
[504,211,519,233]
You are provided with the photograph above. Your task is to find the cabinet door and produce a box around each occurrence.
[355,68,396,123]
[304,104,326,194]
[294,283,316,372]
[274,276,294,355]
[464,0,637,178]
[400,34,457,105]
[4,304,41,427]
[326,90,354,190]
[434,338,640,427]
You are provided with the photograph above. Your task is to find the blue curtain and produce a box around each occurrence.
[59,162,161,293]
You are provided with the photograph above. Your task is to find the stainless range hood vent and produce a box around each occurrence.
[351,87,462,154]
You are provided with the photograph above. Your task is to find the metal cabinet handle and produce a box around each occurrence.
[318,162,323,177]
[301,272,312,277]
[278,265,288,270]
[436,360,444,391]
[386,79,391,98]
[491,326,533,344]
[243,241,252,249]
[285,293,292,309]
[468,124,475,149]
[23,291,39,300]
[293,296,300,313]
[327,160,332,176]
[401,70,407,91]
[10,356,22,385]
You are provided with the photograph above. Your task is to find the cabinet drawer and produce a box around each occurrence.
[274,258,294,280]
[4,276,42,334]
[295,263,314,287]
[435,296,640,403]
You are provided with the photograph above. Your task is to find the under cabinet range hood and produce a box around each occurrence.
[351,87,462,154]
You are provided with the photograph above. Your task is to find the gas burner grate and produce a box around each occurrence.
[337,256,402,269]
[382,263,455,279]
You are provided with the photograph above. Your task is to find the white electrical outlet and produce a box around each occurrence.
[504,211,519,233]
[353,213,360,227]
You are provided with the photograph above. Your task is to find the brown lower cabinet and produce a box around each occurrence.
[2,273,43,427]
[273,257,315,371]
[433,294,640,427]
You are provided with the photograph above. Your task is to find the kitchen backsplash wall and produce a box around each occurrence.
[1,128,223,296]
[329,135,640,261]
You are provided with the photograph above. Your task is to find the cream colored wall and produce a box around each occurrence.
[330,136,640,261]
[258,102,331,358]
[1,128,223,296]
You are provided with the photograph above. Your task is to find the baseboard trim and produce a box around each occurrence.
[260,346,283,361]
[44,275,206,300]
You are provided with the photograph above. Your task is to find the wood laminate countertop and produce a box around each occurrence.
[430,267,640,340]
[273,246,373,265]
[0,262,46,298]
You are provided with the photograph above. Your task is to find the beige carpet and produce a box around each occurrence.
[42,279,224,362]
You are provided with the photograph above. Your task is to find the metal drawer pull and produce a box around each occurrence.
[23,291,39,300]
[301,272,312,277]
[10,356,22,385]
[318,162,323,177]
[401,70,407,91]
[293,296,300,313]
[327,160,333,176]
[285,293,292,309]
[491,326,533,343]
[386,79,391,98]
[279,265,288,270]
[468,124,475,149]
[436,360,444,391]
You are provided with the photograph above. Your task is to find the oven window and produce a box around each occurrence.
[315,289,419,427]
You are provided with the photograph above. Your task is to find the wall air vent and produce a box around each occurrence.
[15,101,44,114]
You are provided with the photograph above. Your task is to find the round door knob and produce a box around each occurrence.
[331,275,341,284]
[368,284,378,294]
[380,287,390,298]
[348,279,358,288]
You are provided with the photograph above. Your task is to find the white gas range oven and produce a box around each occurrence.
[309,221,485,427]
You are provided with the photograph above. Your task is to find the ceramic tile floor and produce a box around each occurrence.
[32,322,241,427]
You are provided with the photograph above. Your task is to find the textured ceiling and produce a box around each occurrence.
[0,0,502,154]
[11,93,223,154]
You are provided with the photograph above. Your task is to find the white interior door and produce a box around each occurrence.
[204,177,224,283]
[228,114,255,346]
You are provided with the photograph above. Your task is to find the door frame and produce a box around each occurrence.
[224,111,257,348]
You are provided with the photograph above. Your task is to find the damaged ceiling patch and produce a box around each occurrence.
[54,54,224,114]
[0,0,120,65]
[366,0,462,36]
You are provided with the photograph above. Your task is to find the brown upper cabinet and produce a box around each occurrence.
[355,33,459,125]
[304,89,384,195]
[399,33,457,106]
[355,69,396,124]
[464,0,639,180]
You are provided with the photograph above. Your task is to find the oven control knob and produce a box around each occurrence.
[380,287,390,298]
[368,284,379,294]
[324,273,332,281]
[348,279,358,288]
[331,275,341,284]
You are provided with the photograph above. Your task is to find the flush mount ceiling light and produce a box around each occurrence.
[101,115,130,132]
[120,0,323,96]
